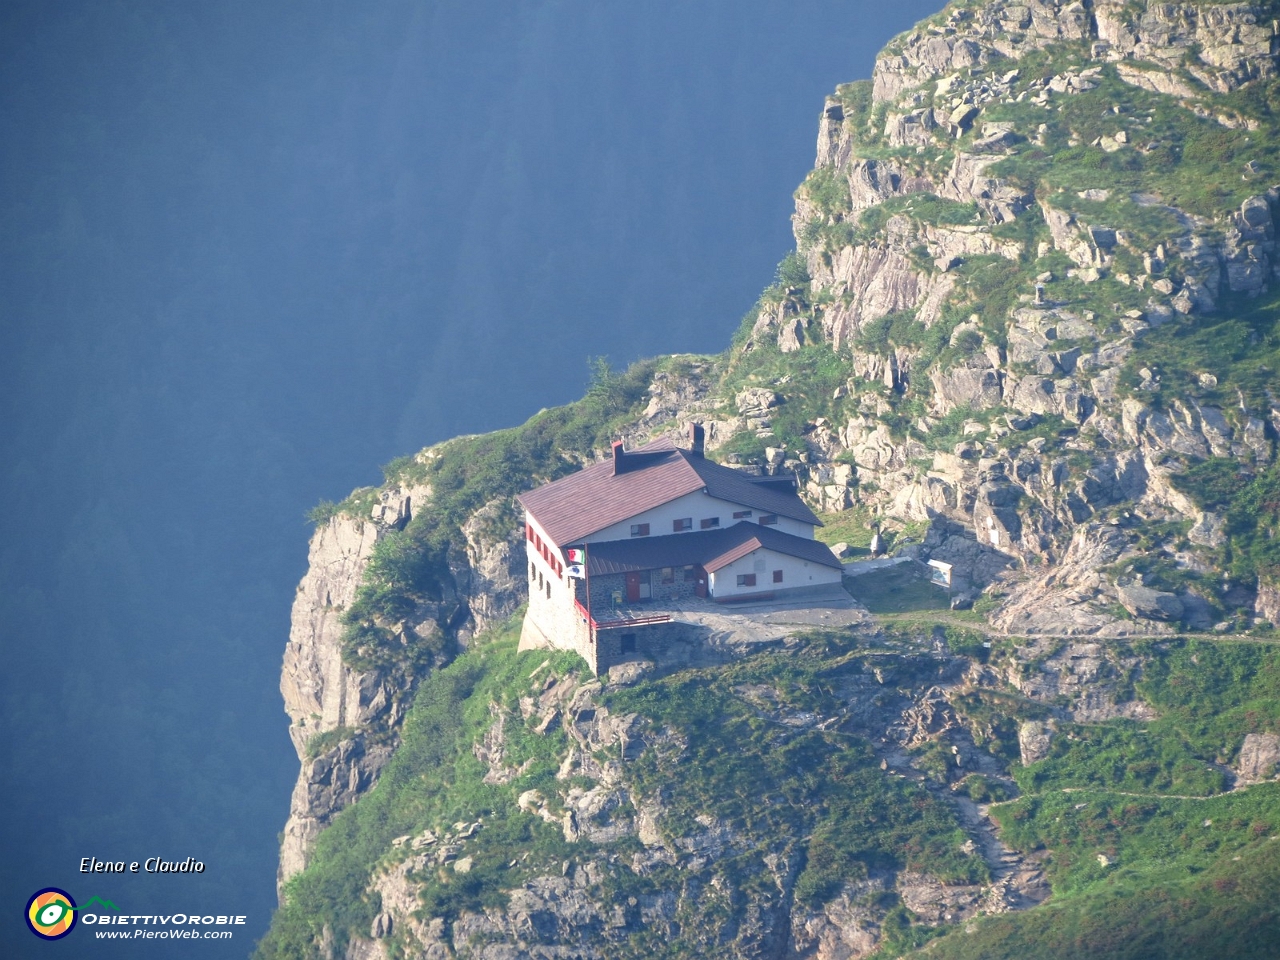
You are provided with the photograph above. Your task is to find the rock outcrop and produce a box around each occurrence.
[278,512,388,890]
[1237,732,1280,782]
[766,0,1280,633]
[278,481,526,894]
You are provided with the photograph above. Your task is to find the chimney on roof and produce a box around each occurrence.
[612,440,626,475]
[688,422,705,458]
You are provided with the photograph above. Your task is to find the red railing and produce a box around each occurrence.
[574,599,671,630]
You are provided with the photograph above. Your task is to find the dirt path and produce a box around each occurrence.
[953,793,1051,910]
[990,784,1250,806]
[871,609,1279,645]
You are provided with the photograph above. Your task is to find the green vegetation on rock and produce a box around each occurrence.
[261,620,589,958]
[927,821,1280,960]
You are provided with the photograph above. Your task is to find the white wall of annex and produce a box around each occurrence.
[708,548,841,598]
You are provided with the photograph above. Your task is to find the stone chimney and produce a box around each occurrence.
[612,440,626,475]
[688,422,705,458]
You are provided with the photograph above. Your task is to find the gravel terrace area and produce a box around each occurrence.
[628,585,876,651]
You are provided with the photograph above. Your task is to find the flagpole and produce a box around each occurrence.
[584,542,592,643]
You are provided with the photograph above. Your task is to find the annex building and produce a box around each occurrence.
[516,425,843,674]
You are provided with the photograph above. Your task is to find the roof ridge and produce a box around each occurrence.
[518,440,821,546]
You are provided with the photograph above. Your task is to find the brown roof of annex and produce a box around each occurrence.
[516,437,822,547]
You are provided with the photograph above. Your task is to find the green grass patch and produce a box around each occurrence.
[1136,639,1280,763]
[923,834,1280,960]
[1014,719,1228,798]
[716,341,851,454]
[844,564,952,615]
[305,725,359,761]
[814,505,878,552]
[993,785,1280,898]
[1119,287,1280,414]
[983,68,1280,218]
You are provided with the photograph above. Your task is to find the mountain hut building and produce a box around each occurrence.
[517,425,842,673]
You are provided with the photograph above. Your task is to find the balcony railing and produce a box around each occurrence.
[574,599,670,631]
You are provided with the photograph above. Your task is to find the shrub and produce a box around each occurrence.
[307,500,341,526]
[774,250,811,290]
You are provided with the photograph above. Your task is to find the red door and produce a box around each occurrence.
[694,565,708,599]
[625,572,642,602]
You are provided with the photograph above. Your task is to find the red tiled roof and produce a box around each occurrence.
[517,441,821,546]
[703,536,764,573]
[582,522,843,576]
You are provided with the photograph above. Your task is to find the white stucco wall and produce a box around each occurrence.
[707,547,842,598]
[526,514,566,578]
[582,489,813,544]
[523,513,595,665]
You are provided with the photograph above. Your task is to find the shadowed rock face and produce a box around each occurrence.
[1117,581,1185,621]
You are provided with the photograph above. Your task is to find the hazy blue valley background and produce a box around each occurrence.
[0,1,939,954]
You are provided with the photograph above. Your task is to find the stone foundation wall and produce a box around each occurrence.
[651,570,700,603]
[595,620,709,676]
[526,558,715,676]
[524,546,597,673]
[583,573,626,612]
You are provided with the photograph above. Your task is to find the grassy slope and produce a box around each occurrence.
[913,637,1280,958]
[921,837,1280,960]
[259,620,590,958]
[258,625,991,958]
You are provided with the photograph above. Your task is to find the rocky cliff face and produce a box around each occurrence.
[278,482,526,893]
[732,0,1280,631]
[278,510,386,890]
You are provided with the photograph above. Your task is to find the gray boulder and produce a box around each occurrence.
[1117,582,1184,622]
[1238,733,1280,782]
[1019,720,1054,765]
